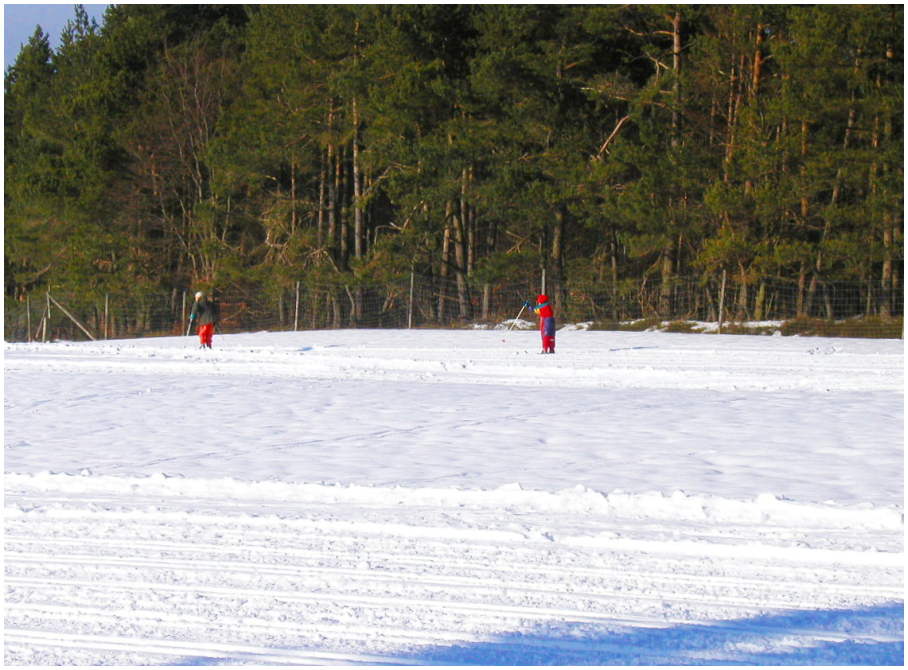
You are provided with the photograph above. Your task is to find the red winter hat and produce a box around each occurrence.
[537,294,549,304]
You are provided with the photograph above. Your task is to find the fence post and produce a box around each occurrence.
[34,302,47,342]
[718,269,727,335]
[294,281,300,331]
[43,291,50,342]
[408,271,415,329]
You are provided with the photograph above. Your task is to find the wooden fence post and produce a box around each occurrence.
[408,271,415,330]
[43,292,50,342]
[718,269,727,335]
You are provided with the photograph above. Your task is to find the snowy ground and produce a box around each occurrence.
[4,327,904,665]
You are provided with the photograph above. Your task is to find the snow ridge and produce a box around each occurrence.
[7,472,903,534]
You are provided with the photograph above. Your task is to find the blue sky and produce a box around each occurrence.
[4,4,108,71]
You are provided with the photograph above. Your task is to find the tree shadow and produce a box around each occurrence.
[404,602,904,666]
[170,602,903,666]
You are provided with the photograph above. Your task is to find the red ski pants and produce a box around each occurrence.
[540,317,555,353]
[198,323,214,347]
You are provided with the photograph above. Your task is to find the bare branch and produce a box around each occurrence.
[596,115,631,160]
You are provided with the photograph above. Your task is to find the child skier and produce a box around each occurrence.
[525,294,556,354]
[189,291,219,349]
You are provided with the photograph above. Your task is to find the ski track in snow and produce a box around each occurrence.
[4,329,904,665]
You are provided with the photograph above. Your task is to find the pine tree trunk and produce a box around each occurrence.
[351,97,364,323]
[552,205,566,311]
[708,93,719,147]
[327,106,338,262]
[882,225,893,318]
[670,10,682,148]
[662,9,682,317]
[873,115,895,320]
[800,121,810,222]
[830,51,860,220]
[438,219,451,324]
[318,150,327,248]
[552,205,565,284]
[724,56,745,179]
[290,152,298,235]
[451,199,471,319]
[780,79,790,175]
[463,167,475,274]
[752,22,765,101]
[353,96,364,260]
[353,21,365,261]
[806,275,818,317]
[737,271,749,320]
[754,281,766,321]
[724,60,737,180]
[660,237,675,318]
[338,145,349,271]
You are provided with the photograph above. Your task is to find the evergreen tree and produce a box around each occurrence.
[5,27,57,298]
[3,5,902,323]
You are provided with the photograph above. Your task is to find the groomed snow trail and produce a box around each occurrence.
[5,478,903,666]
[4,330,904,665]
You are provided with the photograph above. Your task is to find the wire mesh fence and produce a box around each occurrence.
[4,273,903,343]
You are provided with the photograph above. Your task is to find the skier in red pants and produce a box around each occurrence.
[189,291,219,349]
[525,294,556,354]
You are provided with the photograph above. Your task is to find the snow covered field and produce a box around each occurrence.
[4,327,904,665]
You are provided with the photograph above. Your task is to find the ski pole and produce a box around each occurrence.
[501,304,527,342]
[216,323,226,342]
[186,319,193,337]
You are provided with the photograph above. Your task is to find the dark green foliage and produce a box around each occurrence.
[4,5,903,322]
[779,316,904,339]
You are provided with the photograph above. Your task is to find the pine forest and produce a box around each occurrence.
[4,5,904,339]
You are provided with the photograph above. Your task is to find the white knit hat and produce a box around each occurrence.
[195,291,205,300]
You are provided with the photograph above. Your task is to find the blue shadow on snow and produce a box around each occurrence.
[407,602,905,666]
[173,602,903,666]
